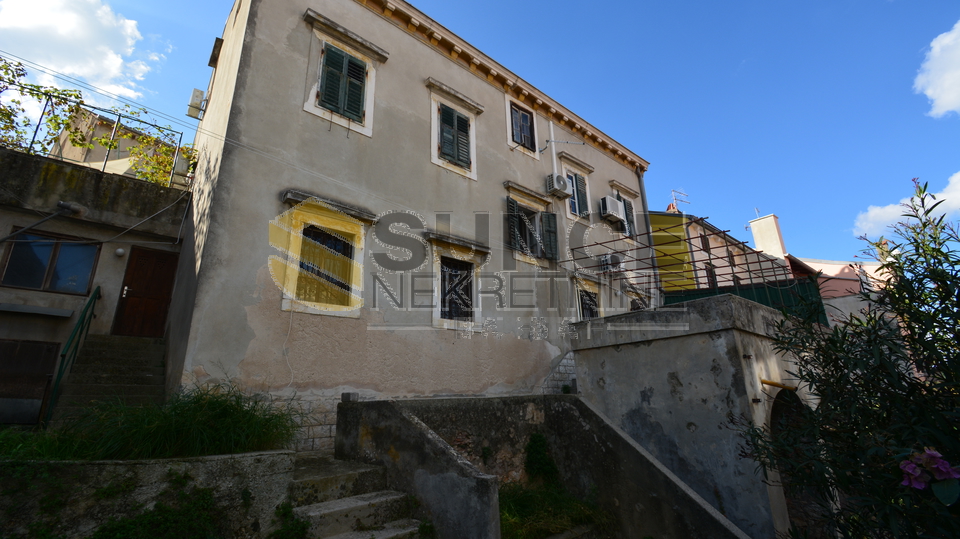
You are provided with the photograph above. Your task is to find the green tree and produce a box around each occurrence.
[742,181,960,538]
[0,56,85,153]
[0,56,194,186]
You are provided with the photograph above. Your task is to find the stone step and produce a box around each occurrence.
[59,383,165,397]
[293,491,413,537]
[72,355,164,368]
[70,363,165,376]
[290,453,387,507]
[56,394,164,407]
[546,525,596,539]
[324,519,421,539]
[83,335,164,347]
[65,373,164,386]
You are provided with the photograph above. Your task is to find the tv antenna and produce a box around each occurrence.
[671,189,690,207]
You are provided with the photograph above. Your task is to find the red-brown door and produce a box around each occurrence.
[112,247,179,337]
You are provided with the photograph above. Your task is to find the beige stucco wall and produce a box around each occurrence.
[182,0,653,447]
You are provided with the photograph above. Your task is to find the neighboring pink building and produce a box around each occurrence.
[750,214,882,326]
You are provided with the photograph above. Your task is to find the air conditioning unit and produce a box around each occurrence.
[546,173,574,198]
[600,196,625,223]
[600,253,624,274]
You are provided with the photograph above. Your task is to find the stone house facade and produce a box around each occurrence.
[173,0,656,450]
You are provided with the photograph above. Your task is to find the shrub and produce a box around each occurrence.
[0,384,300,461]
[741,181,960,538]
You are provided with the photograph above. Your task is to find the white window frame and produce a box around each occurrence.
[503,95,540,161]
[430,93,478,181]
[304,29,378,138]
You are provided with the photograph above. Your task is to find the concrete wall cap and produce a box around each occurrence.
[280,189,378,223]
[424,77,484,115]
[557,151,595,174]
[304,8,390,63]
[503,181,552,206]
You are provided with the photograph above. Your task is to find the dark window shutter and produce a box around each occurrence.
[343,56,366,122]
[455,113,470,167]
[511,106,523,146]
[542,212,558,261]
[623,199,636,238]
[519,110,533,150]
[575,174,588,217]
[439,104,457,161]
[319,45,345,113]
[319,44,366,123]
[506,197,520,251]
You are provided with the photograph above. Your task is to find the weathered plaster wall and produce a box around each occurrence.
[339,396,753,539]
[0,150,186,346]
[181,0,653,449]
[336,400,500,539]
[571,294,795,538]
[0,450,294,539]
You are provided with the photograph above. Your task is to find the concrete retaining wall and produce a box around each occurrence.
[0,450,294,538]
[335,400,500,539]
[338,396,752,539]
[571,294,795,538]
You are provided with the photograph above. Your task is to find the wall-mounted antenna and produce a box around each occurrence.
[754,208,760,218]
[538,139,586,154]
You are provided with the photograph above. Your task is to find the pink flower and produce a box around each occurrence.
[929,460,960,481]
[901,459,930,489]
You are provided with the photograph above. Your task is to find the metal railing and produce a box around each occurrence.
[44,286,101,425]
[3,82,187,186]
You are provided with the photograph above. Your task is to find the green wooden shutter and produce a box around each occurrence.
[343,56,366,122]
[542,212,558,260]
[439,104,457,161]
[575,174,588,217]
[318,44,366,122]
[319,45,345,113]
[506,197,520,251]
[623,199,636,238]
[455,113,470,167]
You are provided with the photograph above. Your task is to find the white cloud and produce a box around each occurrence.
[0,0,154,99]
[854,171,960,237]
[914,19,960,118]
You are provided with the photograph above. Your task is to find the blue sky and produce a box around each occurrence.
[1,0,958,261]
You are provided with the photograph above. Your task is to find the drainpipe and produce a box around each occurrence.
[633,166,661,306]
[0,201,85,243]
[549,121,558,180]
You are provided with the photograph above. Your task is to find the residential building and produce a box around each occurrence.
[173,0,654,451]
[750,214,882,325]
[0,147,189,424]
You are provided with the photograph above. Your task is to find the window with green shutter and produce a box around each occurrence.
[615,193,637,238]
[318,44,366,123]
[568,172,589,218]
[510,103,535,151]
[505,197,558,260]
[439,103,471,168]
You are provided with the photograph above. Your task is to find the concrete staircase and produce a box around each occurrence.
[52,335,166,420]
[290,452,424,539]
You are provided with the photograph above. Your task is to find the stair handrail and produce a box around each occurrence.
[44,286,101,425]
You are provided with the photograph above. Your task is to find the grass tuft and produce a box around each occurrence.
[499,482,607,539]
[0,384,300,461]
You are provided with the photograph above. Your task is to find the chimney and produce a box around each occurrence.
[750,214,787,259]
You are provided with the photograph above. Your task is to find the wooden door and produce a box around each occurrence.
[112,247,179,337]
